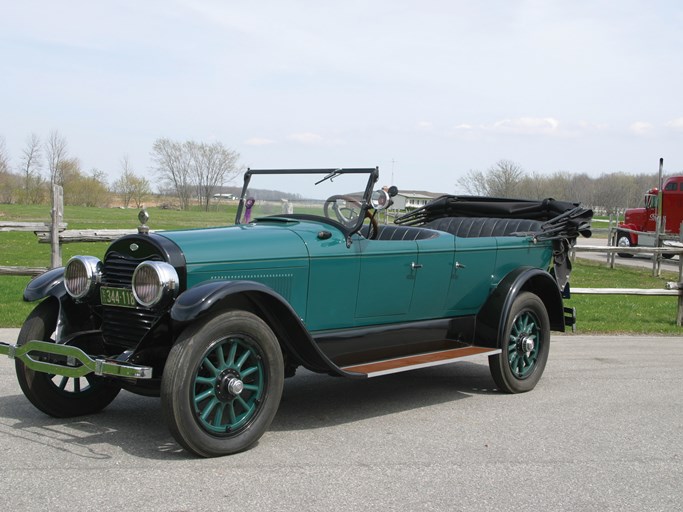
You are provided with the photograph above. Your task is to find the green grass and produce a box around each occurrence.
[1,204,680,332]
[566,260,681,334]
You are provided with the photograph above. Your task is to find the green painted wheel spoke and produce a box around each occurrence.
[228,402,237,423]
[236,350,251,370]
[195,376,214,386]
[242,383,259,392]
[213,403,226,427]
[215,345,227,370]
[200,397,220,422]
[202,357,219,376]
[236,396,251,412]
[194,388,215,404]
[227,342,238,367]
[240,366,259,378]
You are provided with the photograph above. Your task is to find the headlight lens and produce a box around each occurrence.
[132,261,179,308]
[64,256,102,300]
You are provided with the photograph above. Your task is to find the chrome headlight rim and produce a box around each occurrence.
[64,256,102,300]
[132,261,179,308]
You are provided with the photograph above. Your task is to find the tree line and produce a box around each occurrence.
[457,159,669,215]
[0,133,241,211]
[0,134,667,214]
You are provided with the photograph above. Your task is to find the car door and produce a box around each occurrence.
[445,237,497,315]
[354,237,417,320]
[409,233,456,319]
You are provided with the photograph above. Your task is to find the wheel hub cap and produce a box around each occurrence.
[227,377,244,396]
[215,369,244,400]
[519,334,535,354]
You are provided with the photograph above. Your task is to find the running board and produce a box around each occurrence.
[341,346,501,378]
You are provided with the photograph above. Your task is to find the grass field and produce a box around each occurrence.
[1,204,680,332]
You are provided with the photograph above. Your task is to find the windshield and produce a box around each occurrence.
[235,168,379,233]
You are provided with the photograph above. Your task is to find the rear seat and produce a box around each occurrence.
[423,217,543,238]
[362,225,440,241]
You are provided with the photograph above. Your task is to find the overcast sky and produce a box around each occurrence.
[2,0,682,193]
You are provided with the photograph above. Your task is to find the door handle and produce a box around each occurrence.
[411,262,423,270]
[455,262,466,269]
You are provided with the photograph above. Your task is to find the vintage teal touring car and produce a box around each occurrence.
[0,167,592,457]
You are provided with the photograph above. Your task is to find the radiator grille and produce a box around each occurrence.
[101,252,164,348]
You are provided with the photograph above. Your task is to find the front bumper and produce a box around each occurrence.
[0,340,153,379]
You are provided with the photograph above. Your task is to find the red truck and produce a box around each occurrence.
[617,176,683,258]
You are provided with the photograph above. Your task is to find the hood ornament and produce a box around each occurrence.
[138,208,150,234]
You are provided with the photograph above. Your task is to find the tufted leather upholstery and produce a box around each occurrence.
[362,225,440,241]
[423,217,543,238]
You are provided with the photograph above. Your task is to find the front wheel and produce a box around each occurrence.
[15,300,121,417]
[616,231,634,258]
[489,292,550,393]
[161,310,284,457]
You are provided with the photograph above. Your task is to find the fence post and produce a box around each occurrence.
[50,185,63,269]
[679,223,683,327]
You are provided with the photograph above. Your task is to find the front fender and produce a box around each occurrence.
[476,267,564,348]
[170,280,291,323]
[21,267,93,342]
[170,280,347,376]
[23,267,66,302]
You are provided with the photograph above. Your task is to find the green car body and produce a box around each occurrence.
[0,167,592,457]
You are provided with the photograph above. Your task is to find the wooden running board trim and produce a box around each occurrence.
[341,346,501,378]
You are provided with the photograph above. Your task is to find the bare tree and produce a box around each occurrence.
[0,136,19,203]
[153,138,240,211]
[188,141,241,211]
[19,133,45,204]
[113,155,136,207]
[152,138,193,210]
[131,175,152,208]
[457,159,526,197]
[0,136,9,174]
[45,130,68,199]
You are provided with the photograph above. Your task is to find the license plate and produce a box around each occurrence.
[100,287,137,308]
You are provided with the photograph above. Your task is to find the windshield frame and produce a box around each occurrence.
[234,167,379,235]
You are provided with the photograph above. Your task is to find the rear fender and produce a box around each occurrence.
[475,267,564,349]
[170,280,342,375]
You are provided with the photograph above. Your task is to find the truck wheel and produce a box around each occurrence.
[616,231,634,258]
[161,310,284,457]
[15,300,121,417]
[489,292,550,393]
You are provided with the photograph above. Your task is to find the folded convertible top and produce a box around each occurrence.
[394,195,593,240]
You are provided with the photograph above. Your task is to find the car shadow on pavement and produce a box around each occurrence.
[272,361,499,432]
[0,361,499,460]
[0,391,193,461]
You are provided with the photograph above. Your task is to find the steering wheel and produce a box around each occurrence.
[323,195,379,239]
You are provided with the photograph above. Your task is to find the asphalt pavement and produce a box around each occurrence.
[0,330,681,511]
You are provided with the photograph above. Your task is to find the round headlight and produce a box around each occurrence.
[132,261,179,308]
[64,256,102,300]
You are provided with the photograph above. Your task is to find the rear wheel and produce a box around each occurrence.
[15,300,121,417]
[161,310,284,457]
[489,292,550,393]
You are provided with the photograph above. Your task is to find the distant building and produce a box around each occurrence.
[392,190,443,210]
[213,193,236,200]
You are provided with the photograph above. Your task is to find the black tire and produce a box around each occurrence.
[489,292,550,394]
[616,231,634,258]
[15,300,121,417]
[161,310,284,457]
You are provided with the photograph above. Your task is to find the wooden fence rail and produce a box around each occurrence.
[571,244,683,326]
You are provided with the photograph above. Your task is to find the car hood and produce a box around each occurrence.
[159,222,310,267]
